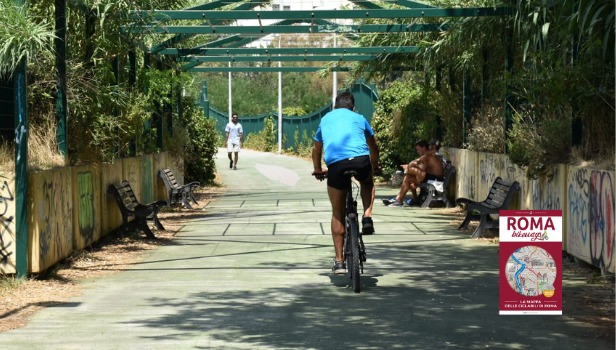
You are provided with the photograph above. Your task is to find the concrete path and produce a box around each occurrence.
[0,149,612,349]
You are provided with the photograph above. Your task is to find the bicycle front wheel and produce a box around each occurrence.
[348,215,361,293]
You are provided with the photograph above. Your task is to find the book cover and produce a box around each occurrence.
[499,210,563,315]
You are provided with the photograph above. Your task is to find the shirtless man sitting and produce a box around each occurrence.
[383,139,445,207]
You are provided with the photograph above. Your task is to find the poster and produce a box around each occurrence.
[499,210,562,315]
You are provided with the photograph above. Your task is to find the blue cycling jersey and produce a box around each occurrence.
[314,108,375,165]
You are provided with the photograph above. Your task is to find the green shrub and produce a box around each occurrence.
[507,107,572,179]
[467,104,505,153]
[371,79,439,177]
[290,129,314,158]
[244,116,277,152]
[179,98,220,184]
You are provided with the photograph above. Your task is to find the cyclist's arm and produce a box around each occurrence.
[367,136,380,172]
[312,141,324,173]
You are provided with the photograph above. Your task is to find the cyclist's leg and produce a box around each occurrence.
[327,186,346,261]
[353,156,376,218]
[326,159,352,262]
[359,179,375,218]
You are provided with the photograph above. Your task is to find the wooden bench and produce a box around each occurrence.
[107,181,167,239]
[417,162,456,208]
[158,168,200,209]
[456,177,520,238]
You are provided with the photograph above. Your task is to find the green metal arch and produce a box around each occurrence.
[210,80,379,149]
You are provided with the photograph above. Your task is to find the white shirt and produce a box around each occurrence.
[225,122,243,144]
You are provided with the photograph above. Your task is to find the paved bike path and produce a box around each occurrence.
[0,149,611,349]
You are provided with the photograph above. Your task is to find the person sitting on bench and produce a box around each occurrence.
[429,138,448,167]
[384,139,445,207]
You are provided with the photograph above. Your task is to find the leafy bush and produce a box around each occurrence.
[290,129,314,158]
[371,79,439,176]
[244,116,277,152]
[507,107,572,179]
[282,107,307,117]
[467,104,505,153]
[180,99,220,184]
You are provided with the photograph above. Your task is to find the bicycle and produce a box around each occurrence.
[313,170,367,293]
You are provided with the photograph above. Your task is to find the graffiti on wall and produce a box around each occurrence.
[589,171,615,271]
[77,172,95,244]
[463,175,475,200]
[141,157,153,203]
[479,156,506,188]
[567,168,590,259]
[531,167,562,210]
[39,176,72,267]
[0,179,14,265]
[477,154,525,200]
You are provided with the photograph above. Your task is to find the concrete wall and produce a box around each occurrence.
[0,173,16,273]
[444,148,615,273]
[1,149,612,274]
[0,152,179,274]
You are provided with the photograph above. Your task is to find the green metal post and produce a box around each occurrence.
[481,49,489,105]
[463,69,472,145]
[55,0,68,157]
[112,56,121,157]
[84,9,96,66]
[14,60,28,277]
[128,49,136,88]
[175,79,181,132]
[571,0,584,147]
[201,80,210,118]
[504,27,513,150]
[435,66,443,140]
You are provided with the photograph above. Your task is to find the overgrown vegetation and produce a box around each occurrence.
[243,116,278,152]
[0,0,218,184]
[0,0,612,182]
[371,79,440,175]
[353,0,614,179]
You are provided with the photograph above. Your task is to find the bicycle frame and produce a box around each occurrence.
[342,176,366,292]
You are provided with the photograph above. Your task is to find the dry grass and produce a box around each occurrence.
[0,142,13,170]
[570,147,615,171]
[26,118,66,170]
[0,118,66,172]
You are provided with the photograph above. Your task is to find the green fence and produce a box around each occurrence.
[208,81,378,149]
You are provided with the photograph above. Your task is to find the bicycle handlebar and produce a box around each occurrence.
[312,171,327,181]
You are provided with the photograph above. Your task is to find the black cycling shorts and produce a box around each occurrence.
[327,155,373,190]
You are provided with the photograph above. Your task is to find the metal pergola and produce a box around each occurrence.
[122,0,510,73]
[9,0,511,277]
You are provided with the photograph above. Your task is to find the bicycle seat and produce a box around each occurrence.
[343,170,358,178]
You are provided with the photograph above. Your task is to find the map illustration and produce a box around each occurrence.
[505,246,557,297]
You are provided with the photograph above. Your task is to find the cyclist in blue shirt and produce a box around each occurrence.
[312,91,380,274]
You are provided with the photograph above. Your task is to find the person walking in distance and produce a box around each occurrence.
[225,113,243,170]
[312,91,380,275]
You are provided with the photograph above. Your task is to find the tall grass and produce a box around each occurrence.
[0,0,55,77]
[0,118,66,172]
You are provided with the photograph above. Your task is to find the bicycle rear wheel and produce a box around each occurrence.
[348,215,361,293]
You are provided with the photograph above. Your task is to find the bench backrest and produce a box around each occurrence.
[108,181,140,213]
[442,163,456,192]
[485,177,520,208]
[159,168,180,189]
